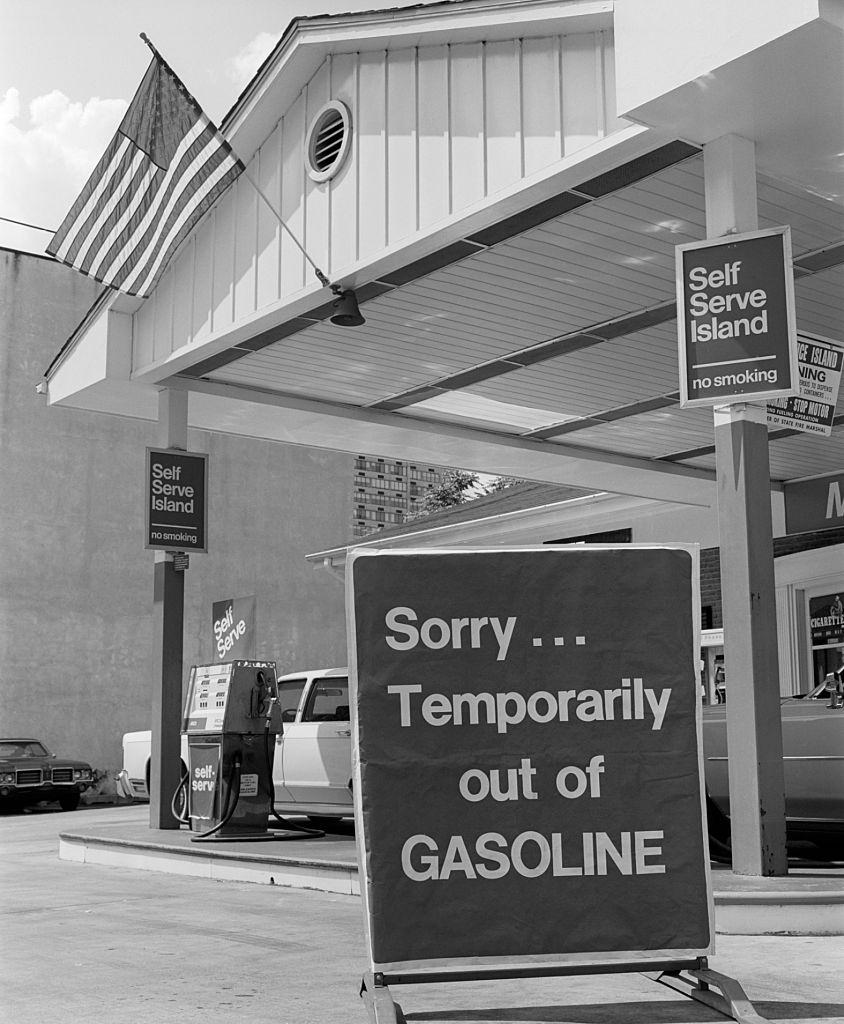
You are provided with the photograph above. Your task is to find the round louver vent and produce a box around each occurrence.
[305,101,352,183]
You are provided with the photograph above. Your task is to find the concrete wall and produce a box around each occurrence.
[0,250,350,776]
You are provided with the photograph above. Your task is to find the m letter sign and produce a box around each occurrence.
[676,227,798,407]
[145,448,208,552]
[347,546,712,974]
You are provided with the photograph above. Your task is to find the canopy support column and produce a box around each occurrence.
[149,388,187,829]
[705,134,787,875]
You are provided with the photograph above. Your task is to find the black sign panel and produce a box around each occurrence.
[784,471,844,535]
[145,448,208,551]
[677,227,797,407]
[348,547,712,973]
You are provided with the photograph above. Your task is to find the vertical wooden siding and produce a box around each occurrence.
[133,31,626,372]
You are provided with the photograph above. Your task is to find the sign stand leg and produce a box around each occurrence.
[360,962,771,1024]
[650,963,770,1024]
[360,973,406,1024]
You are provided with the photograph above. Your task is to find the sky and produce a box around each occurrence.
[0,0,437,255]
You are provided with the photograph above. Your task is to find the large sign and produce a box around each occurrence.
[145,448,208,552]
[676,227,798,407]
[348,547,712,972]
[784,471,844,535]
[211,596,257,661]
[809,593,844,649]
[767,334,843,436]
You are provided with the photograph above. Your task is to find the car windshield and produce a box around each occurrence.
[0,740,50,758]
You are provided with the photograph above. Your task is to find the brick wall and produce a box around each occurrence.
[701,528,844,628]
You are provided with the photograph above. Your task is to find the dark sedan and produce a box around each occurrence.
[0,738,94,811]
[702,679,844,859]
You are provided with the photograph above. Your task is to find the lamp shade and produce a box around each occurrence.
[330,288,365,327]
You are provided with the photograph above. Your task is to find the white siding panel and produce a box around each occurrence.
[561,32,601,155]
[212,194,235,332]
[234,172,258,320]
[133,30,628,371]
[450,43,484,214]
[134,296,155,369]
[522,36,562,177]
[357,52,387,257]
[192,213,214,341]
[256,126,281,310]
[417,45,450,228]
[280,92,306,297]
[387,48,418,245]
[600,32,628,136]
[485,40,522,195]
[329,52,359,272]
[304,61,331,280]
[172,242,193,352]
[152,270,174,363]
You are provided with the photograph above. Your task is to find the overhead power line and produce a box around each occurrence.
[0,215,56,233]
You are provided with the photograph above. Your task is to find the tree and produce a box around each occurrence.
[408,470,523,520]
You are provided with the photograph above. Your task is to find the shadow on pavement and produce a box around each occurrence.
[402,998,844,1022]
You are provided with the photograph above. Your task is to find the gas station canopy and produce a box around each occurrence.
[45,0,844,508]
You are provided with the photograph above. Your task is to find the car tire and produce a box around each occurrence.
[705,793,732,862]
[307,815,342,826]
[59,791,80,811]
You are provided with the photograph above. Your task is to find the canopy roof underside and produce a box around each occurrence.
[169,148,844,487]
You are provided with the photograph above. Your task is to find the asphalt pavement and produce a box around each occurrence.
[2,804,843,1024]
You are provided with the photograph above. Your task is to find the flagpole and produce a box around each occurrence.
[139,33,332,291]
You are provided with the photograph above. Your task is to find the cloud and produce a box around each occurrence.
[225,32,278,90]
[0,87,126,247]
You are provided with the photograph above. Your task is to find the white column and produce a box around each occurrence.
[705,134,788,875]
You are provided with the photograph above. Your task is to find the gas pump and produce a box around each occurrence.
[180,660,283,841]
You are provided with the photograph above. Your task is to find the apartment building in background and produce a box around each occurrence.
[353,455,446,537]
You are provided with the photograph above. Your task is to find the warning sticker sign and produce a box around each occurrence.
[767,334,843,435]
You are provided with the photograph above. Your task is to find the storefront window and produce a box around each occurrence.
[808,592,844,688]
[699,629,724,705]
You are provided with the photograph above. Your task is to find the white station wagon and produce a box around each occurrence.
[117,668,354,823]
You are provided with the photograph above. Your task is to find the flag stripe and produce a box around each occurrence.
[125,164,243,297]
[49,137,134,262]
[94,116,212,286]
[87,163,161,279]
[126,152,240,296]
[47,53,245,299]
[63,142,145,268]
[96,118,216,290]
[76,151,151,273]
[114,133,235,293]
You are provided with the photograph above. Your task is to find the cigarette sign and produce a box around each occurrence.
[145,448,208,552]
[677,227,798,407]
[348,547,712,972]
[767,334,843,435]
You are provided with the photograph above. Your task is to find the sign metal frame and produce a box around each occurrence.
[145,447,209,553]
[676,226,799,408]
[346,544,713,977]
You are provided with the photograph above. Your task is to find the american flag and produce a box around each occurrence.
[47,49,243,298]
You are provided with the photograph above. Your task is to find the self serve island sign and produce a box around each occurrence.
[145,448,208,552]
[347,547,712,972]
[676,226,798,407]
